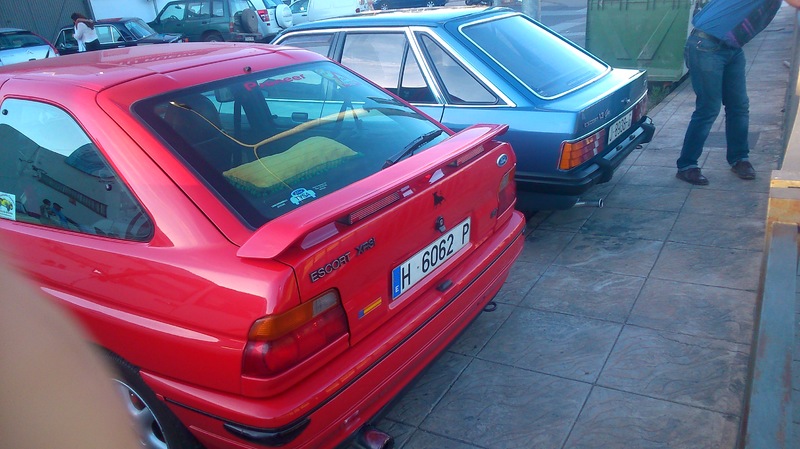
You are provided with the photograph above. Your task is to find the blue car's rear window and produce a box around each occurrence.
[461,15,608,99]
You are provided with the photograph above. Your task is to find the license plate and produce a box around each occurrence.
[245,36,255,42]
[391,218,471,300]
[607,110,632,145]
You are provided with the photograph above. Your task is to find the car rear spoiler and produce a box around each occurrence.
[237,124,510,260]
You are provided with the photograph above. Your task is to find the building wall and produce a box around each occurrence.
[89,0,170,23]
[0,0,90,43]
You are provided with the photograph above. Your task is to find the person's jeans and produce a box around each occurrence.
[677,33,750,170]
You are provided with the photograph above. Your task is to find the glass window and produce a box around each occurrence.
[0,99,153,241]
[0,31,48,50]
[279,33,334,58]
[54,28,78,52]
[341,33,406,93]
[420,34,495,105]
[133,60,447,228]
[461,14,607,98]
[159,3,187,21]
[96,25,123,44]
[124,19,158,39]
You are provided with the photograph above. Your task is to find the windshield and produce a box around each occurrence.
[460,15,608,99]
[0,31,48,51]
[124,19,157,39]
[134,61,447,228]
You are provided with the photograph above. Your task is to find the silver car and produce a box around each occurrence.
[0,28,57,67]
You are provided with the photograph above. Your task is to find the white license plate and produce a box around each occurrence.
[245,36,255,42]
[391,218,471,300]
[607,110,633,145]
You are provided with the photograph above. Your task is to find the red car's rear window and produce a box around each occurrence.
[134,60,447,228]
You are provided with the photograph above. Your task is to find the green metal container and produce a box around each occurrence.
[586,0,702,83]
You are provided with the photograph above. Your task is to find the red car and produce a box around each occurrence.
[0,43,524,449]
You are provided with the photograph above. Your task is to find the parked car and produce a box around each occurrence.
[53,18,184,55]
[273,7,655,211]
[373,0,446,10]
[149,0,263,42]
[289,0,310,24]
[0,28,57,66]
[255,0,294,40]
[0,43,524,449]
[304,0,369,22]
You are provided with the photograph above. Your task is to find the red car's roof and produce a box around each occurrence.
[0,43,313,91]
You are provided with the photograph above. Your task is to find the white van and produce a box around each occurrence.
[301,0,369,23]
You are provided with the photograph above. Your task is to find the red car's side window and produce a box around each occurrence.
[0,98,153,241]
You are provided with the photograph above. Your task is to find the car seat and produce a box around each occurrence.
[163,94,233,170]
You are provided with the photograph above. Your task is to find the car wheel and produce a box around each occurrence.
[110,354,202,449]
[240,8,260,34]
[203,31,224,42]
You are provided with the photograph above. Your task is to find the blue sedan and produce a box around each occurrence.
[272,7,655,211]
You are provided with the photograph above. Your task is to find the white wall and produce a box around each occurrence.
[89,0,171,22]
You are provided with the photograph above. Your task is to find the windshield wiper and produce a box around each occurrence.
[382,129,444,169]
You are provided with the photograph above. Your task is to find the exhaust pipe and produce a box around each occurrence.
[573,198,604,208]
[351,426,394,449]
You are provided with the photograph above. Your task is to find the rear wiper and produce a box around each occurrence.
[382,129,444,169]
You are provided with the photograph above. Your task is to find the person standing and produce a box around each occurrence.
[71,12,100,52]
[676,0,800,185]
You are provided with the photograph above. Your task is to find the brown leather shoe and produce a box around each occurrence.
[676,168,709,185]
[731,160,755,180]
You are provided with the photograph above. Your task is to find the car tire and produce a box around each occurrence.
[275,4,293,28]
[203,31,224,42]
[109,353,203,449]
[240,8,260,34]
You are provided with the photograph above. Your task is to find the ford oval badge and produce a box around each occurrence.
[497,154,509,167]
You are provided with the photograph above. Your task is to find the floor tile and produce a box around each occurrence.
[629,278,756,344]
[520,265,645,322]
[651,242,762,291]
[553,234,664,277]
[602,184,691,212]
[421,359,590,449]
[565,387,739,449]
[479,308,621,382]
[580,207,678,240]
[599,326,750,414]
[669,211,766,251]
[386,352,471,426]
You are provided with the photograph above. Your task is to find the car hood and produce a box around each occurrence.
[139,33,184,44]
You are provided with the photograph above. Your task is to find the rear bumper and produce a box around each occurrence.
[515,116,655,210]
[142,211,526,449]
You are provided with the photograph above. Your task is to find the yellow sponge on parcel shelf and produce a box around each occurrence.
[223,136,358,195]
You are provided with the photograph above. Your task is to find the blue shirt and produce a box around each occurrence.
[693,0,783,48]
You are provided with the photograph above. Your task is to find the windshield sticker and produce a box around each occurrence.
[0,192,16,221]
[314,68,359,88]
[290,188,316,205]
[271,199,288,209]
[312,182,328,192]
[244,73,307,92]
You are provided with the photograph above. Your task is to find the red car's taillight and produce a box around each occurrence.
[558,129,607,171]
[498,166,516,215]
[243,290,349,377]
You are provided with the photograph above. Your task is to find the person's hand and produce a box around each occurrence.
[785,0,800,8]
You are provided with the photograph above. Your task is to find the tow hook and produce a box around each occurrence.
[352,426,394,449]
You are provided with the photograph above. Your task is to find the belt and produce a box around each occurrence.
[691,28,723,45]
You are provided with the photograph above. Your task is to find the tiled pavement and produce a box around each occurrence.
[362,4,798,449]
